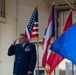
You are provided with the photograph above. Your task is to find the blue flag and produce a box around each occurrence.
[50,22,76,64]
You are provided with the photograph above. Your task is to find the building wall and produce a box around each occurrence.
[0,0,17,75]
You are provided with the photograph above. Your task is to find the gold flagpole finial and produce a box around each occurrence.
[70,9,72,12]
[36,3,38,10]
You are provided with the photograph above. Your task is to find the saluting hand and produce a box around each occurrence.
[11,38,18,46]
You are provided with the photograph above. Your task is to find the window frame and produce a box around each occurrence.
[0,0,7,23]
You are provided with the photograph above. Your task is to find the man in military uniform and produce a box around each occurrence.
[8,34,36,75]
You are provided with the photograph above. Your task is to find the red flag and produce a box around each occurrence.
[25,5,38,42]
[62,9,72,33]
[45,9,72,74]
[42,3,55,68]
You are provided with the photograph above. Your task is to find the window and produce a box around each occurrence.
[0,0,5,18]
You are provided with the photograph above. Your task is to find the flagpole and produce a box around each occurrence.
[72,63,74,75]
[54,70,56,75]
[55,9,60,75]
[71,1,74,74]
[35,1,39,75]
[52,2,56,75]
[37,38,39,75]
[16,0,18,36]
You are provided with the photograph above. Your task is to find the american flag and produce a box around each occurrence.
[25,6,38,42]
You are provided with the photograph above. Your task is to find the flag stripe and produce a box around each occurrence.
[62,9,72,33]
[25,27,31,41]
[32,28,38,33]
[25,5,38,42]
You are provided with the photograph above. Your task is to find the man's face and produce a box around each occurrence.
[19,35,26,44]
